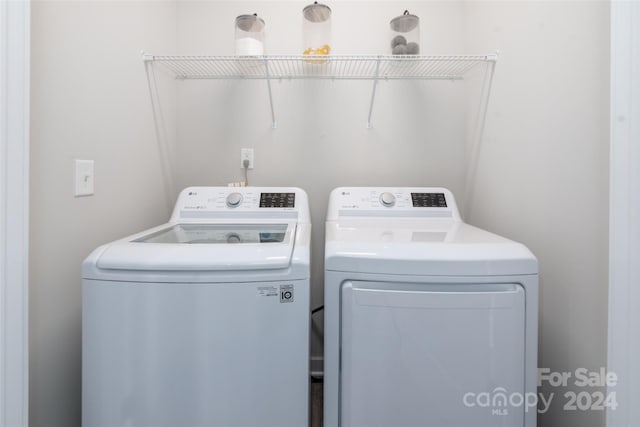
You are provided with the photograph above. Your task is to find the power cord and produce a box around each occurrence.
[243,159,250,186]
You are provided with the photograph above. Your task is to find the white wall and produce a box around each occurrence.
[30,2,176,426]
[465,2,610,427]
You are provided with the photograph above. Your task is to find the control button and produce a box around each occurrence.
[379,192,396,207]
[226,233,241,244]
[226,192,243,208]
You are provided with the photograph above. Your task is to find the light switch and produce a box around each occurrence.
[75,159,94,197]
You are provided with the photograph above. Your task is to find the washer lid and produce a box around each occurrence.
[96,222,296,271]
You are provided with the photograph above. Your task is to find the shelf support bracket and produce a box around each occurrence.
[463,56,498,217]
[143,57,176,211]
[263,57,277,129]
[366,57,381,129]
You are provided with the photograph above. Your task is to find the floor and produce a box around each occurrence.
[311,379,323,427]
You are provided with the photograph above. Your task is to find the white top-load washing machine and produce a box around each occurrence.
[324,187,538,427]
[83,187,310,427]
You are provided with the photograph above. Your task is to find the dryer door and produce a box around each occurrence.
[340,281,526,427]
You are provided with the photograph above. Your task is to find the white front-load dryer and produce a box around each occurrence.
[82,187,310,427]
[324,187,538,427]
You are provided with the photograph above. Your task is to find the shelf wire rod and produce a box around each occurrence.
[353,58,363,79]
[333,58,340,78]
[192,58,213,78]
[212,57,231,78]
[332,59,346,79]
[309,61,321,78]
[318,60,327,78]
[439,58,454,74]
[295,56,304,78]
[378,59,390,79]
[277,59,298,79]
[241,58,258,78]
[208,58,224,77]
[344,56,352,78]
[355,57,363,77]
[235,57,253,78]
[366,57,381,128]
[348,57,359,78]
[285,58,293,79]
[336,57,344,78]
[363,58,374,79]
[423,59,438,77]
[217,58,237,78]
[415,59,432,78]
[442,59,457,78]
[398,60,411,78]
[174,57,191,76]
[338,58,348,79]
[364,57,374,78]
[293,57,302,79]
[462,59,482,73]
[292,58,301,79]
[348,57,359,79]
[254,57,268,78]
[176,56,199,77]
[439,60,455,78]
[286,57,296,78]
[438,59,452,77]
[218,59,235,77]
[450,59,474,77]
[448,61,466,76]
[364,57,375,78]
[343,58,352,79]
[365,57,376,79]
[263,57,277,128]
[404,59,417,77]
[167,59,190,79]
[178,56,199,77]
[270,57,282,78]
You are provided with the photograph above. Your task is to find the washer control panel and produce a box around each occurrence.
[327,187,460,220]
[171,187,309,222]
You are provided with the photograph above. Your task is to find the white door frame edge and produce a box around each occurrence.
[0,1,30,426]
[608,2,640,426]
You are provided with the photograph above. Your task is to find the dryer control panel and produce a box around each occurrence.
[326,187,461,220]
[170,187,310,222]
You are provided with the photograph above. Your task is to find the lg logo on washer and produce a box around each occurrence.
[280,284,294,303]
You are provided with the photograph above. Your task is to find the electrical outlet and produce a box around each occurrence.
[240,148,254,169]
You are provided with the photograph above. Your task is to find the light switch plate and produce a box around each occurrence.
[74,159,94,197]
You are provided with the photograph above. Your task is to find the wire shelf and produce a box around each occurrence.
[142,53,497,81]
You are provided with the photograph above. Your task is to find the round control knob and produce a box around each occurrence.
[226,233,241,244]
[379,192,396,207]
[226,192,243,208]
